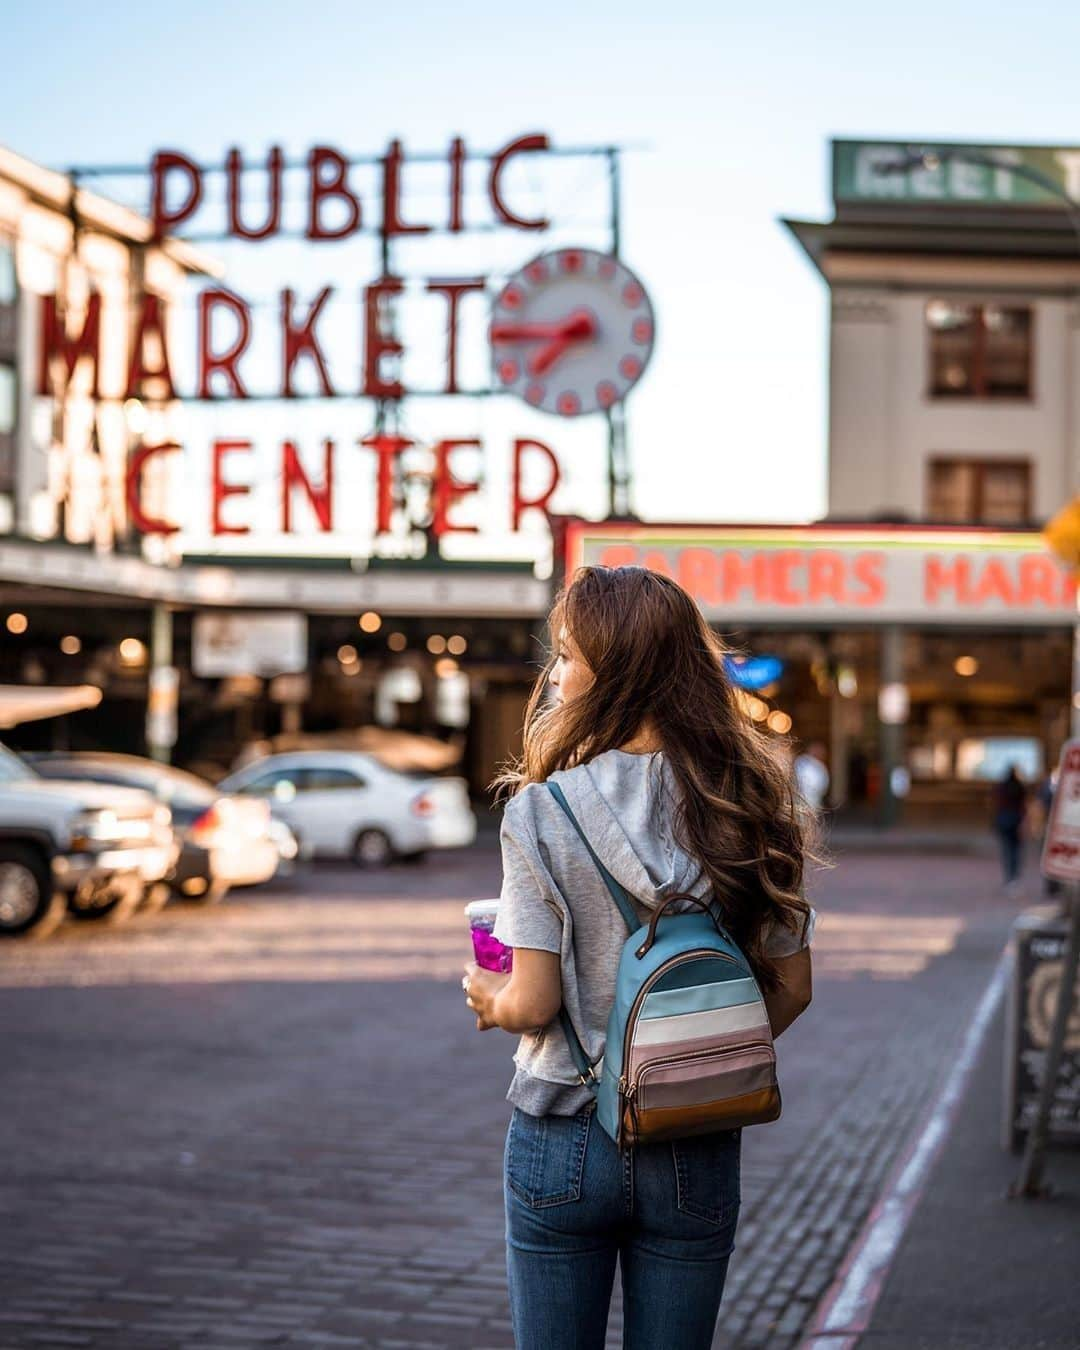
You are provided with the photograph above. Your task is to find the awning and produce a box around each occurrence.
[0,684,103,730]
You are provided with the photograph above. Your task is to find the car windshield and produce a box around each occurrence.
[0,744,35,783]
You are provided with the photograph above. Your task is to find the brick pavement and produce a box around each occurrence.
[0,845,1033,1349]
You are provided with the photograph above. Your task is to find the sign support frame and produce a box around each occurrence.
[1011,886,1080,1197]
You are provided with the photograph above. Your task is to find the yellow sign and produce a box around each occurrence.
[1044,497,1080,570]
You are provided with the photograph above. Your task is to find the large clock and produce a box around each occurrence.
[490,247,655,417]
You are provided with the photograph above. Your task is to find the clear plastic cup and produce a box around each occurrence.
[465,899,513,973]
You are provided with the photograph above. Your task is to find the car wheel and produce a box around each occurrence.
[176,879,230,905]
[139,882,172,915]
[67,875,143,925]
[352,829,393,868]
[0,845,66,939]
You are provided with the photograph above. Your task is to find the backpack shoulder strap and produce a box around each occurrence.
[545,779,641,1091]
[546,780,640,934]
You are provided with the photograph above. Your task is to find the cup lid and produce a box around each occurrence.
[464,899,500,919]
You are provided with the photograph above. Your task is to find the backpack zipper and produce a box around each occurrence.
[628,1039,776,1109]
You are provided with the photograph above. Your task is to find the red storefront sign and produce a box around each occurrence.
[566,523,1077,625]
[35,132,623,543]
[127,436,561,538]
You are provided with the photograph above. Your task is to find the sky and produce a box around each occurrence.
[7,0,1080,553]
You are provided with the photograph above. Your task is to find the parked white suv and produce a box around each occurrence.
[218,751,477,865]
[0,743,175,937]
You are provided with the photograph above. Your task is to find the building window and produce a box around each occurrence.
[926,300,1032,398]
[927,457,1032,525]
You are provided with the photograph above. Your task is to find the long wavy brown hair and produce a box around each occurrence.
[496,565,814,993]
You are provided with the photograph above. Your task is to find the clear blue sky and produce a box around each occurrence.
[7,1,1080,541]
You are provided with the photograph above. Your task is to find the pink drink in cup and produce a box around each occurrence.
[465,900,513,973]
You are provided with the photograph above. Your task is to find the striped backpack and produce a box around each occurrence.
[548,781,781,1148]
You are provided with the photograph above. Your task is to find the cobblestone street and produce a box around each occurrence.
[0,840,1029,1350]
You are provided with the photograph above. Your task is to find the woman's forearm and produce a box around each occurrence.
[493,980,555,1034]
[765,989,811,1039]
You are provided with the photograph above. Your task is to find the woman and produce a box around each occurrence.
[463,566,816,1350]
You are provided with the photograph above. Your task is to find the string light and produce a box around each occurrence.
[118,637,147,667]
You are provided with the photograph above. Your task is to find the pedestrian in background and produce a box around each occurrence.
[462,566,815,1350]
[794,740,830,813]
[992,764,1027,894]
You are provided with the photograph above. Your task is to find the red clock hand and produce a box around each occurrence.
[490,319,569,342]
[527,310,597,375]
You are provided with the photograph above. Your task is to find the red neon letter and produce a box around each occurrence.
[362,434,413,534]
[852,552,887,606]
[306,146,362,240]
[1017,555,1065,608]
[150,151,203,238]
[126,292,176,400]
[431,439,481,536]
[381,139,431,237]
[37,292,101,397]
[211,439,252,535]
[126,442,180,534]
[281,287,334,397]
[598,544,639,568]
[281,439,334,533]
[488,134,550,230]
[511,438,561,529]
[448,136,466,232]
[363,277,405,398]
[198,288,251,398]
[924,555,971,605]
[226,145,283,240]
[676,548,721,605]
[426,278,486,394]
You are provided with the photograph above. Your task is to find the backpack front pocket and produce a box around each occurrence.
[627,1042,780,1144]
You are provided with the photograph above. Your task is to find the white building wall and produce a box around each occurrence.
[829,284,1078,523]
[828,290,895,518]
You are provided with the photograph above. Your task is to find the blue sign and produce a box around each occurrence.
[724,655,784,690]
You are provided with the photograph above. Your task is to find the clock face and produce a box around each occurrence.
[490,248,655,417]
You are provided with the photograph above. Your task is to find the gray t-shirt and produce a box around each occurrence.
[493,748,816,1117]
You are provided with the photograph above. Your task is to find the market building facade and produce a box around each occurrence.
[0,138,630,793]
[567,139,1080,823]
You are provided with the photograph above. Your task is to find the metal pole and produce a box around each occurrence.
[1071,616,1080,738]
[1013,888,1080,1196]
[604,150,633,518]
[147,603,174,764]
[878,625,905,827]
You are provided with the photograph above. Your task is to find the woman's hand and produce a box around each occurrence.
[462,950,562,1034]
[463,962,509,1031]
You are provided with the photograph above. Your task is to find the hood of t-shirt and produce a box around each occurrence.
[551,748,710,912]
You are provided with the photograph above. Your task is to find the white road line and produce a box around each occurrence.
[799,943,1014,1350]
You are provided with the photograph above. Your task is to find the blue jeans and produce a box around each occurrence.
[998,828,1022,884]
[504,1106,740,1350]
